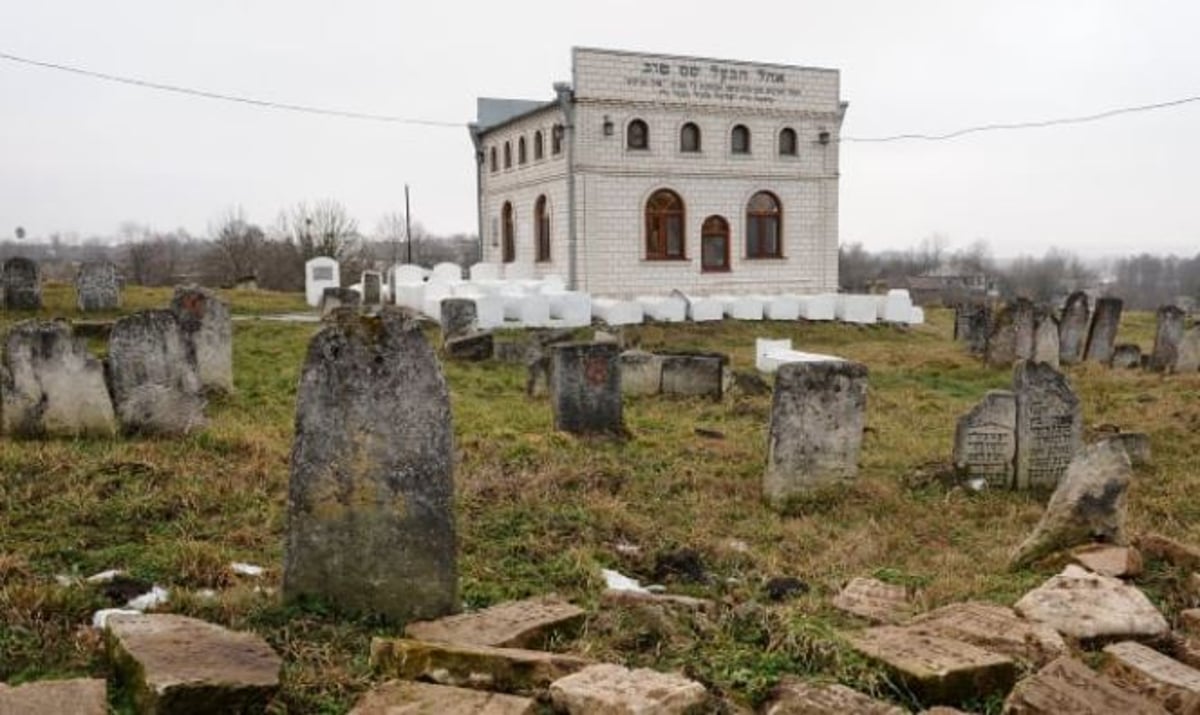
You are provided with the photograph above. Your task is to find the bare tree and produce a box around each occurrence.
[209,206,265,283]
[282,199,361,262]
[375,211,408,266]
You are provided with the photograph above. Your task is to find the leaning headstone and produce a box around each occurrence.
[953,390,1017,489]
[550,342,623,435]
[1,256,41,310]
[1014,361,1082,490]
[1010,440,1131,568]
[1,320,116,437]
[1111,343,1143,369]
[764,360,868,505]
[74,261,121,312]
[1059,292,1091,364]
[0,679,107,715]
[320,287,360,317]
[1150,305,1186,372]
[440,298,478,343]
[361,271,382,306]
[1033,315,1060,369]
[107,310,206,435]
[170,286,233,394]
[284,309,457,622]
[1085,297,1124,364]
[1014,565,1169,641]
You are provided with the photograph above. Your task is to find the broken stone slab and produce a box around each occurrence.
[761,679,904,714]
[107,310,206,435]
[619,350,663,396]
[952,390,1017,489]
[831,577,912,624]
[1014,565,1169,642]
[445,331,495,361]
[1136,534,1200,571]
[1059,292,1091,365]
[1004,656,1168,714]
[347,680,536,714]
[1010,440,1131,568]
[985,298,1035,367]
[404,596,585,650]
[548,663,710,714]
[0,678,107,715]
[906,601,1066,666]
[600,588,716,614]
[1101,432,1152,467]
[1112,343,1143,369]
[370,638,592,694]
[1102,640,1200,713]
[1013,360,1082,490]
[171,285,234,394]
[1085,297,1124,364]
[1071,544,1144,579]
[846,626,1016,704]
[105,613,281,714]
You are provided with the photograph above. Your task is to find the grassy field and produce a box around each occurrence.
[2,284,1198,712]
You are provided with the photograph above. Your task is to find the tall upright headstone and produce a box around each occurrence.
[955,303,991,355]
[764,360,869,507]
[550,342,623,435]
[107,310,206,435]
[304,256,340,308]
[1058,292,1090,365]
[1084,297,1123,365]
[2,257,41,310]
[1014,361,1082,490]
[75,261,122,312]
[1177,328,1200,373]
[284,308,457,622]
[953,390,1017,489]
[1033,315,1061,369]
[171,286,233,394]
[1149,305,1186,373]
[361,271,383,307]
[985,299,1034,368]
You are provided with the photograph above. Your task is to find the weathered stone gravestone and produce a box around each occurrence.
[0,320,116,437]
[1111,344,1142,369]
[320,287,360,317]
[2,257,41,310]
[1014,361,1082,490]
[955,303,990,355]
[1033,314,1060,369]
[660,353,725,399]
[361,271,383,306]
[764,360,868,507]
[107,310,206,434]
[985,299,1034,368]
[284,309,457,622]
[953,390,1016,489]
[1150,305,1186,372]
[440,298,478,343]
[171,286,233,394]
[1084,297,1123,364]
[1178,328,1200,373]
[550,342,623,435]
[75,261,121,312]
[618,350,663,396]
[1058,292,1090,364]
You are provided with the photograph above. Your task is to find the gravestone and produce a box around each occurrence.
[549,342,623,435]
[1033,315,1060,369]
[660,353,724,399]
[955,303,990,355]
[1178,328,1200,373]
[361,271,383,306]
[764,360,869,506]
[0,320,116,437]
[320,287,360,317]
[75,261,121,312]
[284,308,457,622]
[440,298,478,342]
[985,299,1034,367]
[304,256,340,307]
[618,350,663,396]
[1111,344,1142,369]
[1014,361,1082,490]
[2,257,41,310]
[107,310,206,434]
[170,286,233,394]
[1150,305,1186,372]
[1085,297,1124,364]
[953,390,1016,489]
[1058,292,1090,364]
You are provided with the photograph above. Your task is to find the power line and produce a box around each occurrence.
[0,50,465,128]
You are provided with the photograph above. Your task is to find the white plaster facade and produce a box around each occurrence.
[470,48,846,298]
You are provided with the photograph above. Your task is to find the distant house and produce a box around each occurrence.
[899,270,994,306]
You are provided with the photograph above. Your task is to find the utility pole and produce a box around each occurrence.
[404,184,413,265]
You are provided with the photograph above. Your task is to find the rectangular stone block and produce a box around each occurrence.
[1004,656,1169,714]
[831,577,911,624]
[370,638,592,694]
[1059,292,1090,364]
[618,350,663,396]
[1102,641,1200,713]
[404,596,585,650]
[906,601,1065,666]
[348,680,536,714]
[847,626,1016,704]
[660,353,724,399]
[548,663,709,713]
[0,679,107,715]
[762,679,904,714]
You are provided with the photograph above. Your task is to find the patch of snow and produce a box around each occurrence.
[601,568,650,594]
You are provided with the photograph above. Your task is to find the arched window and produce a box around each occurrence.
[627,119,649,150]
[680,122,701,153]
[504,141,512,169]
[534,195,550,262]
[552,124,563,154]
[534,130,544,160]
[501,202,515,263]
[746,191,782,258]
[731,124,751,154]
[779,127,797,156]
[645,189,685,260]
[518,136,527,164]
[701,215,730,272]
[489,146,498,173]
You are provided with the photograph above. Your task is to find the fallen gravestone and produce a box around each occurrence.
[1033,315,1060,369]
[1014,564,1168,641]
[1071,544,1143,579]
[831,577,912,624]
[1111,343,1143,369]
[1,256,41,310]
[370,638,591,693]
[348,681,536,715]
[846,626,1016,704]
[171,286,233,394]
[1014,361,1082,490]
[1004,656,1168,714]
[1102,640,1200,712]
[1150,305,1187,372]
[0,679,107,715]
[550,342,623,435]
[762,679,904,715]
[1010,440,1131,568]
[1,320,116,437]
[107,310,206,434]
[764,360,868,506]
[284,309,457,622]
[320,287,360,317]
[75,261,121,312]
[404,596,585,649]
[548,664,710,714]
[907,602,1066,666]
[953,390,1017,489]
[1085,297,1124,364]
[1059,291,1091,364]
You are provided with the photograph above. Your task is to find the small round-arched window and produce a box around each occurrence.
[680,122,701,153]
[627,119,649,150]
[779,127,798,156]
[731,124,751,154]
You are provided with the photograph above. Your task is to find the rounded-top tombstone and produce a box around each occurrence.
[75,260,122,312]
[2,257,42,310]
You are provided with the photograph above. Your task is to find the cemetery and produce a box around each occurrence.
[3,274,1200,713]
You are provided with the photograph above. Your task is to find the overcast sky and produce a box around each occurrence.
[2,1,1198,258]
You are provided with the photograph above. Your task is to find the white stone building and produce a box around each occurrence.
[469,47,847,298]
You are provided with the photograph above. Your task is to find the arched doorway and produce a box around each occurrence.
[701,215,730,272]
[501,202,515,263]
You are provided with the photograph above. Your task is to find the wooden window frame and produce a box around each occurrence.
[745,191,783,259]
[644,189,686,261]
